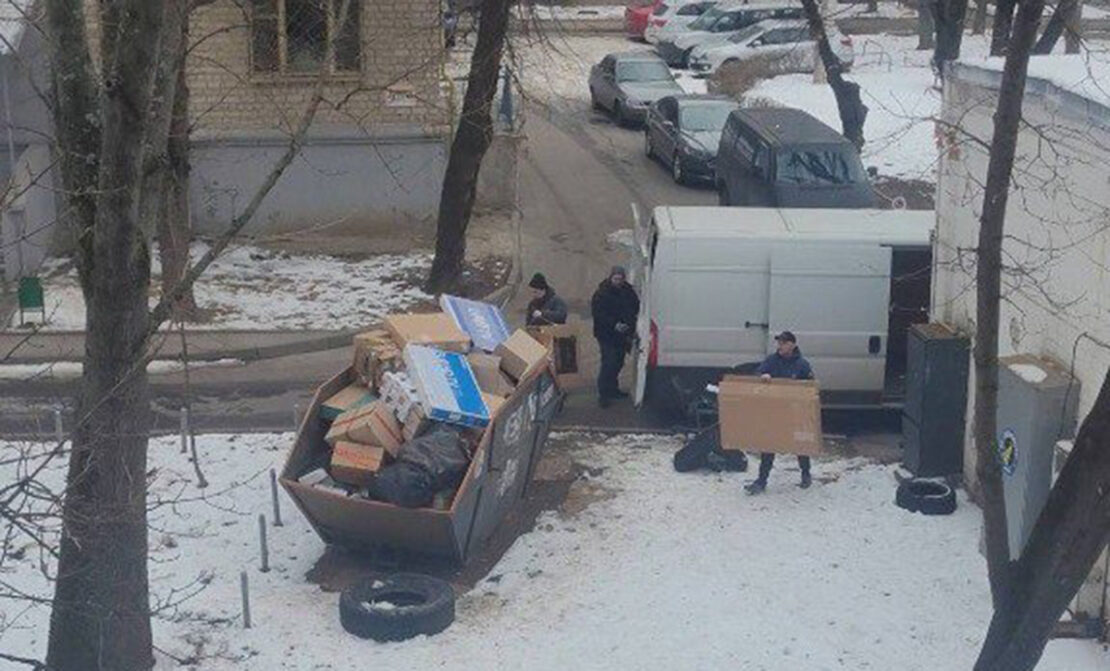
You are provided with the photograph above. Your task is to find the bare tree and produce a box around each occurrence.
[973,0,989,33]
[918,0,937,49]
[1032,0,1082,54]
[799,0,867,150]
[934,0,970,68]
[426,0,513,293]
[991,0,1017,54]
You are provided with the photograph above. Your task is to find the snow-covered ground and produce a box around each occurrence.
[12,243,431,332]
[3,431,1107,669]
[0,358,243,381]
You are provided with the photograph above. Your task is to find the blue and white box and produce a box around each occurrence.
[403,344,491,428]
[440,294,511,353]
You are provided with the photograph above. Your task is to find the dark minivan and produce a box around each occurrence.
[715,107,875,208]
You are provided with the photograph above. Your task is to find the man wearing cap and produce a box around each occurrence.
[744,330,815,494]
[591,266,640,408]
[525,273,568,326]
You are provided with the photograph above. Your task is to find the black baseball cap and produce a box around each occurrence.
[774,331,797,343]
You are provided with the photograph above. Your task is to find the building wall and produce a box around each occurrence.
[1,144,58,283]
[934,63,1110,487]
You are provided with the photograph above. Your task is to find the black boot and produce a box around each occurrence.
[744,479,767,495]
[799,471,812,489]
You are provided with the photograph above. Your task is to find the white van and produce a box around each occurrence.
[628,206,934,415]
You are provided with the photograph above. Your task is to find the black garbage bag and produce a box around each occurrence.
[367,425,471,508]
[673,424,747,473]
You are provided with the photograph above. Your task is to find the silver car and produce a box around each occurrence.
[589,52,685,127]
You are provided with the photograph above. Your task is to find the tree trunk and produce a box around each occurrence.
[1065,0,1082,52]
[800,0,868,150]
[991,0,1017,54]
[967,0,1045,666]
[159,48,197,318]
[975,370,1110,671]
[918,0,938,49]
[934,0,970,70]
[973,0,989,33]
[45,1,169,669]
[1032,0,1079,53]
[426,0,513,293]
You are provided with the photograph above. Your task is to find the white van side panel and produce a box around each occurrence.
[769,244,892,391]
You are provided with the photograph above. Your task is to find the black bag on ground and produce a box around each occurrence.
[673,424,747,473]
[368,425,471,507]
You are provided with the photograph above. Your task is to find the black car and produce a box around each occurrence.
[644,95,739,184]
[715,107,875,208]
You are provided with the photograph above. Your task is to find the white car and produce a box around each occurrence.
[644,0,717,44]
[688,19,855,77]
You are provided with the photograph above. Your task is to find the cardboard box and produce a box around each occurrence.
[717,376,823,456]
[401,405,431,443]
[467,352,515,397]
[440,295,511,352]
[385,313,470,352]
[329,441,385,487]
[495,329,549,382]
[366,402,405,456]
[320,384,376,421]
[380,371,421,420]
[527,324,581,388]
[404,344,490,428]
[325,402,378,446]
[352,330,402,389]
[481,392,506,419]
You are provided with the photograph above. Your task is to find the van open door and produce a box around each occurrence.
[768,244,892,396]
[630,203,652,407]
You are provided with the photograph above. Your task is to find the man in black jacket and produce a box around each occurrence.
[745,331,815,494]
[525,273,568,326]
[590,266,639,408]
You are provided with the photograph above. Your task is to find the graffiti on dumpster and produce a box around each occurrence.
[498,458,519,499]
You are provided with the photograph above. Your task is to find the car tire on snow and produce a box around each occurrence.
[590,87,602,111]
[672,153,685,184]
[895,479,957,516]
[339,573,456,642]
[614,101,627,127]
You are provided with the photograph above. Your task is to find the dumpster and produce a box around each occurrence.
[280,363,562,564]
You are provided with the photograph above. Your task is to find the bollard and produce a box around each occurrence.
[258,514,270,573]
[240,571,251,629]
[53,407,63,443]
[180,406,188,454]
[270,469,283,527]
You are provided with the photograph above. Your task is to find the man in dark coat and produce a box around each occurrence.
[590,266,639,407]
[525,273,568,326]
[745,331,815,494]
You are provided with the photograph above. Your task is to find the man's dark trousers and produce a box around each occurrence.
[757,453,811,482]
[597,340,625,399]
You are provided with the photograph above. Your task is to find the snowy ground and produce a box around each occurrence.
[3,431,1107,669]
[12,243,431,332]
[0,358,243,381]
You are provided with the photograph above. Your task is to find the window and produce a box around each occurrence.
[616,60,672,82]
[251,0,361,75]
[677,2,707,16]
[653,3,670,16]
[761,27,810,45]
[775,146,865,185]
[679,102,735,132]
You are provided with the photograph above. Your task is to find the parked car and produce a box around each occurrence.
[715,107,875,208]
[644,0,717,44]
[626,205,934,415]
[644,95,739,184]
[626,0,663,40]
[655,0,803,67]
[688,19,854,76]
[589,52,685,126]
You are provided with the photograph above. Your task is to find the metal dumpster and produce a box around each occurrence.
[280,365,562,564]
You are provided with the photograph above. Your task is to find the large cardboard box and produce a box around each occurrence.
[527,324,581,388]
[440,295,511,352]
[320,384,376,421]
[718,376,823,456]
[329,441,385,487]
[404,344,491,428]
[385,313,470,352]
[467,352,515,397]
[495,330,549,382]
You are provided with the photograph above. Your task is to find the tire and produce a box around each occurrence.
[680,47,694,68]
[895,479,957,516]
[590,87,602,111]
[672,153,685,184]
[339,573,456,642]
[614,101,627,127]
[717,185,730,206]
[645,130,654,158]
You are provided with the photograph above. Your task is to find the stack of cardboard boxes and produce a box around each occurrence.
[293,296,551,509]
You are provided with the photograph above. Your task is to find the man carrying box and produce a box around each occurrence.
[744,331,815,495]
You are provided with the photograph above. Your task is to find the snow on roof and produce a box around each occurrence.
[652,206,934,245]
[954,51,1110,114]
[0,0,34,55]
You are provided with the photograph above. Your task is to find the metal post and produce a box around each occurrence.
[240,571,251,629]
[258,514,270,573]
[53,407,63,443]
[270,469,283,527]
[180,406,188,454]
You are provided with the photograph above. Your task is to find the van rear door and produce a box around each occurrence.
[768,243,891,393]
[630,204,653,407]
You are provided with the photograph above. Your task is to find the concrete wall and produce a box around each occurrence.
[934,62,1110,488]
[1,144,58,282]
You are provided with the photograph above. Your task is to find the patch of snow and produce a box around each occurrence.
[959,51,1110,112]
[12,243,432,332]
[1009,362,1049,384]
[0,0,34,53]
[3,431,1108,669]
[362,600,399,612]
[0,358,243,380]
